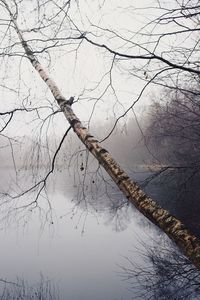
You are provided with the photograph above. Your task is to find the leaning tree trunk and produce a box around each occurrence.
[3,0,200,270]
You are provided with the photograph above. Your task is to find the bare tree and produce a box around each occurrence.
[0,0,200,269]
[144,79,200,196]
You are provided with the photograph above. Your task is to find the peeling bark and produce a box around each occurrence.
[3,1,200,270]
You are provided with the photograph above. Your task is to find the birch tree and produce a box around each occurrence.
[0,0,200,269]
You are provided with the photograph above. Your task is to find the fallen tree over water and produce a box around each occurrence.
[2,0,200,270]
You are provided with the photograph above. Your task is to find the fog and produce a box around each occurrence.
[0,0,199,298]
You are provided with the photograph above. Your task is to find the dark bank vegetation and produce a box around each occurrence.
[137,80,200,237]
[146,81,200,174]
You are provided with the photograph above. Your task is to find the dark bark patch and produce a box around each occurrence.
[84,134,94,141]
[71,119,80,128]
[98,148,108,156]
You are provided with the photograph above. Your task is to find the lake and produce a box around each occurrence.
[0,168,200,299]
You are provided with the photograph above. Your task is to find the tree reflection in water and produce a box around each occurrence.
[0,274,59,300]
[119,237,200,300]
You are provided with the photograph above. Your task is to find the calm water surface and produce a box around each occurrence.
[0,168,200,299]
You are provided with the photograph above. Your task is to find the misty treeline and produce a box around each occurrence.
[3,79,200,182]
[0,113,148,169]
[146,81,200,184]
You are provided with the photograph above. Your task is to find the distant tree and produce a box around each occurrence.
[146,81,200,184]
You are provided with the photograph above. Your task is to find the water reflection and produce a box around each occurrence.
[0,169,200,299]
[0,275,59,300]
[2,231,200,299]
[140,170,200,238]
[119,236,200,300]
